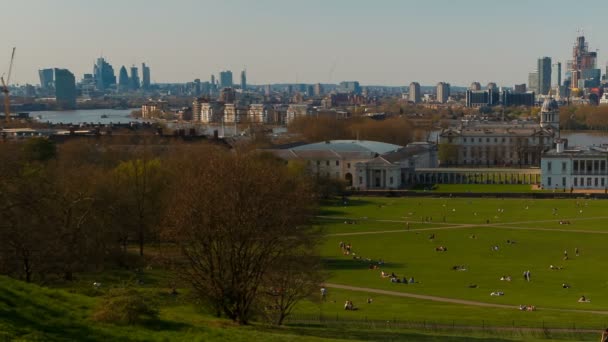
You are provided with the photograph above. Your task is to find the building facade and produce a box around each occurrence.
[409,82,421,103]
[54,68,76,109]
[537,57,552,95]
[437,82,450,103]
[541,141,608,190]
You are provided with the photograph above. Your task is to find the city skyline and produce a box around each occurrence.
[3,0,608,86]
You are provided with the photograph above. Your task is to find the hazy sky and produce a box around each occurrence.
[3,0,608,86]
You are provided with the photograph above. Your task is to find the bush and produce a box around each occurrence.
[92,288,158,325]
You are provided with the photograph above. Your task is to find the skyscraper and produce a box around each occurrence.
[568,35,600,91]
[130,66,140,90]
[528,72,538,94]
[240,70,247,90]
[537,57,552,95]
[409,82,421,103]
[54,68,76,109]
[118,66,129,91]
[38,69,54,89]
[93,57,116,91]
[469,82,481,91]
[141,63,151,90]
[436,82,450,103]
[219,70,233,88]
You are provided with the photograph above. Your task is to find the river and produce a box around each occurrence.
[34,109,138,125]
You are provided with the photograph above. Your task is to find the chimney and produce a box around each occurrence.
[555,139,565,153]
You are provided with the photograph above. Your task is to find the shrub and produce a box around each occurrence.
[92,288,158,325]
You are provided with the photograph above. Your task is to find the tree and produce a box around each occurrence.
[163,148,318,325]
[110,157,165,257]
[258,253,324,325]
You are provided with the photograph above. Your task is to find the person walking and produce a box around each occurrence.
[601,328,608,342]
[320,287,327,301]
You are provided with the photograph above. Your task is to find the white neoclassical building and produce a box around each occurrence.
[541,140,608,190]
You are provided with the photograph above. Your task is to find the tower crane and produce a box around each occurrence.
[1,47,16,124]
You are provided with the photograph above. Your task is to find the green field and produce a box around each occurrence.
[304,196,608,333]
[4,196,608,341]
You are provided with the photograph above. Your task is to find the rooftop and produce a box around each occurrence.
[291,140,402,155]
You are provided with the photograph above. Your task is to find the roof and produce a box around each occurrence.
[291,140,402,155]
[543,145,608,158]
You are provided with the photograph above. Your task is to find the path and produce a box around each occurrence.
[321,215,608,236]
[325,283,608,316]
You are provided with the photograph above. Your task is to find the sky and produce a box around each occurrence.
[3,0,608,87]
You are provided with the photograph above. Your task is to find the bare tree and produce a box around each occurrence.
[163,147,318,325]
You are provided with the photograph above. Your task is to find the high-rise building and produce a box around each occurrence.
[219,70,233,88]
[537,57,552,95]
[469,82,481,91]
[568,35,599,92]
[93,57,116,91]
[314,83,324,96]
[240,70,247,90]
[141,63,151,90]
[528,73,538,94]
[130,66,140,90]
[409,82,421,103]
[339,81,361,94]
[436,82,450,103]
[118,66,129,91]
[38,69,54,89]
[487,83,498,92]
[54,68,76,109]
[556,62,562,87]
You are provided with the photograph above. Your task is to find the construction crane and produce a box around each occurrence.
[1,47,16,124]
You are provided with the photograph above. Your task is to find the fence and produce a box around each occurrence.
[283,313,606,335]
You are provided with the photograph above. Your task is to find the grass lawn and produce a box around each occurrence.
[310,196,608,331]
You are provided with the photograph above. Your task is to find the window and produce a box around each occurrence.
[494,138,497,143]
[587,178,592,186]
[574,178,578,186]
[603,178,605,187]
[547,162,552,172]
[479,138,482,142]
[602,161,606,172]
[562,177,566,187]
[316,161,320,166]
[595,178,599,187]
[573,160,579,172]
[547,177,552,186]
[502,138,505,142]
[336,160,339,166]
[562,162,567,172]
[389,177,393,185]
[359,177,363,185]
[594,161,600,173]
[347,163,351,168]
[486,138,490,142]
[326,161,330,166]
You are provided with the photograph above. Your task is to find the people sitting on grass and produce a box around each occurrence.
[562,283,571,289]
[435,246,448,252]
[578,295,591,303]
[549,265,563,270]
[369,264,378,270]
[500,275,512,282]
[344,300,357,310]
[468,284,478,288]
[408,277,415,284]
[452,265,467,271]
[519,305,536,311]
[490,291,504,296]
[381,271,389,278]
[559,220,571,225]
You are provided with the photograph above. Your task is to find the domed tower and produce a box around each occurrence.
[540,97,559,133]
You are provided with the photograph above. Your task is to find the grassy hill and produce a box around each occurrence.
[1,275,591,342]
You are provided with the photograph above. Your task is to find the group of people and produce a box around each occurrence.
[343,300,357,310]
[381,271,415,284]
[518,304,536,311]
[339,241,353,255]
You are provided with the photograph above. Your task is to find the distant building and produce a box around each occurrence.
[541,140,608,190]
[240,70,247,90]
[130,66,140,90]
[93,57,116,91]
[487,83,498,92]
[436,82,450,103]
[248,104,269,123]
[219,70,233,88]
[501,91,535,107]
[118,66,129,91]
[470,82,481,91]
[141,63,151,90]
[409,82,421,103]
[537,57,552,95]
[339,81,361,95]
[314,83,324,96]
[141,100,168,119]
[219,87,236,103]
[286,104,312,124]
[528,72,539,94]
[513,84,527,93]
[200,101,224,123]
[38,69,54,90]
[54,68,76,109]
[465,89,499,107]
